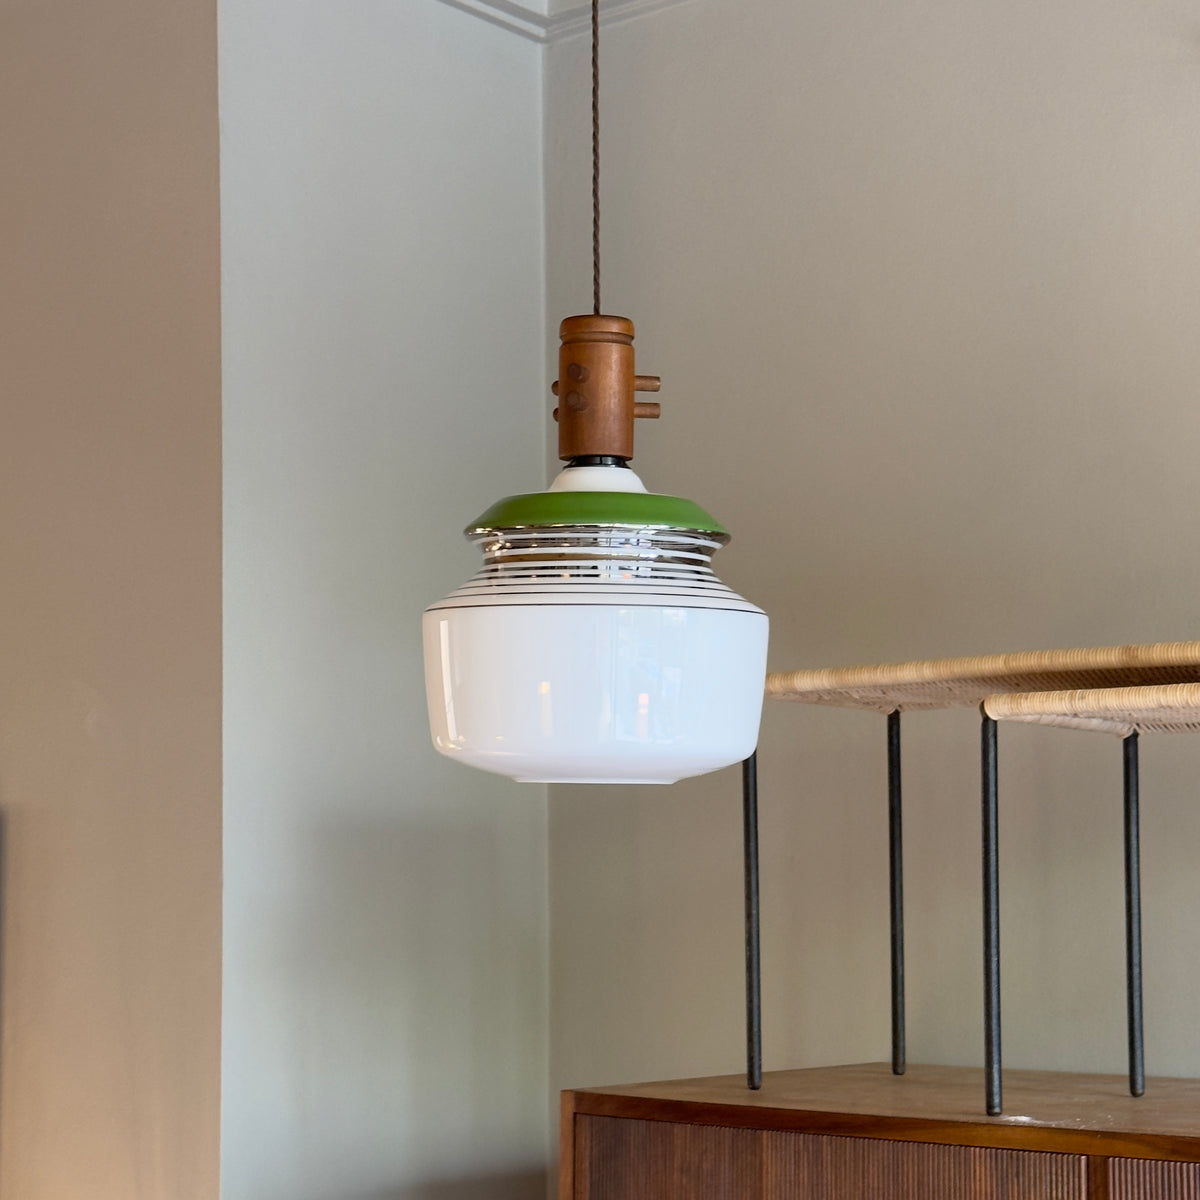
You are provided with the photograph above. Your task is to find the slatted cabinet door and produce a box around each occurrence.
[562,1066,1200,1200]
[1109,1160,1200,1198]
[574,1117,1087,1200]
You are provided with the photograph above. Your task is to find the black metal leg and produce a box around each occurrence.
[743,751,762,1090]
[1124,732,1145,1098]
[888,710,906,1075]
[981,712,1002,1115]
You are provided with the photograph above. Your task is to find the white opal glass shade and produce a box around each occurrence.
[423,468,768,785]
[424,602,767,783]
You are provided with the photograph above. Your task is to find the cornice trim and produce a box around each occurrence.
[434,0,549,42]
[432,0,698,43]
[548,0,697,41]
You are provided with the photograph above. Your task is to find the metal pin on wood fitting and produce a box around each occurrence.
[551,315,660,462]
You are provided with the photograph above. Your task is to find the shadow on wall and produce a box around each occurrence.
[330,1169,546,1200]
[224,790,547,1200]
[0,808,6,1153]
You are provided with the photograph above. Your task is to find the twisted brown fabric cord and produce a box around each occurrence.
[592,0,600,315]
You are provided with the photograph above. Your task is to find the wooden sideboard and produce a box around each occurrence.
[560,1063,1200,1199]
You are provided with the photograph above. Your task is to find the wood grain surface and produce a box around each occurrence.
[565,1063,1200,1162]
[573,1115,1088,1199]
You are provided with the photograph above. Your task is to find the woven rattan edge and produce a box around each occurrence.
[983,683,1200,737]
[765,642,1200,714]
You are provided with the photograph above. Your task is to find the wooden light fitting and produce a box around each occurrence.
[551,314,661,462]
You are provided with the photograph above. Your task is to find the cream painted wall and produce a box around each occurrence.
[547,0,1200,1097]
[219,4,549,1198]
[9,0,1200,1190]
[0,0,223,1196]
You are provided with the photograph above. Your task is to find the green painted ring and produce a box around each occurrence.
[466,491,730,538]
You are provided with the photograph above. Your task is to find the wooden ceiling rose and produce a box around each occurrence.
[551,314,660,461]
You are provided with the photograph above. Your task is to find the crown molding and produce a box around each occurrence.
[433,0,697,44]
[434,0,549,41]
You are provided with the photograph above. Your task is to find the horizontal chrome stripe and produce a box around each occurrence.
[468,561,720,580]
[452,584,737,599]
[455,571,733,587]
[432,520,764,612]
[426,593,765,614]
[473,525,727,569]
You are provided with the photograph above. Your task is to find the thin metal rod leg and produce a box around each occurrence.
[981,712,1002,1115]
[743,751,762,1090]
[1124,731,1145,1097]
[887,710,906,1075]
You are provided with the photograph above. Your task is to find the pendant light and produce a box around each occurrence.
[422,0,768,784]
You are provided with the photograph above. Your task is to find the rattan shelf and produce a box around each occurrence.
[749,642,1200,1114]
